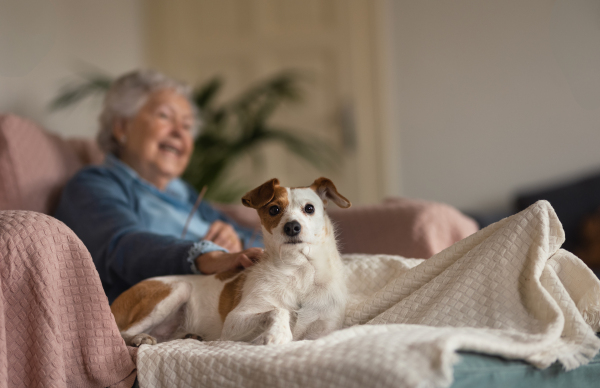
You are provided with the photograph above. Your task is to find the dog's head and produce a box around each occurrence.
[242,177,351,249]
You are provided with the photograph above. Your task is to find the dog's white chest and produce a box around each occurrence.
[257,257,345,340]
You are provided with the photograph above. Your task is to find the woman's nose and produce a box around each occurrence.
[169,119,186,136]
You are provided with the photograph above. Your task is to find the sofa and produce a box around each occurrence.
[9,114,598,388]
[0,114,481,387]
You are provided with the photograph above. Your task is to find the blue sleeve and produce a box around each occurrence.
[197,201,263,249]
[54,169,215,302]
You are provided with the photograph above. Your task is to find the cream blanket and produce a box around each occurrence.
[136,201,600,388]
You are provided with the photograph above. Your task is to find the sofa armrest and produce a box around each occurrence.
[329,197,478,258]
[214,198,478,258]
[0,210,135,387]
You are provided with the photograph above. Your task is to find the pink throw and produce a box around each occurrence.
[0,211,135,388]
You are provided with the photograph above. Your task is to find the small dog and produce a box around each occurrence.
[111,177,351,346]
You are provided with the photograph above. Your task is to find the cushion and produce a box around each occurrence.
[0,114,103,214]
[329,197,478,258]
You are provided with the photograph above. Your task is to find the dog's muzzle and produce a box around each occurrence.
[284,221,301,237]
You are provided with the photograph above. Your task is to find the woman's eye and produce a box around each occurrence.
[158,111,170,120]
[269,205,280,216]
[305,204,315,214]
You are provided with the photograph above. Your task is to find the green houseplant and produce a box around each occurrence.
[50,71,335,202]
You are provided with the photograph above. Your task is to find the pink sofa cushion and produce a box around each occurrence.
[0,114,103,214]
[330,198,478,258]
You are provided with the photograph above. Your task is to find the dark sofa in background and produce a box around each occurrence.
[470,170,600,275]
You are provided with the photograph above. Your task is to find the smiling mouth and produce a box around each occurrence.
[159,143,182,155]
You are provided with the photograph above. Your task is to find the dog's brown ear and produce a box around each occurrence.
[242,178,280,209]
[310,177,351,209]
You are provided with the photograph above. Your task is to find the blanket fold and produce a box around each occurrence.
[136,200,600,388]
[0,211,136,388]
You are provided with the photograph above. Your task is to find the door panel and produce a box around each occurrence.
[144,0,392,204]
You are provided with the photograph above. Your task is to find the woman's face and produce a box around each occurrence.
[115,89,195,190]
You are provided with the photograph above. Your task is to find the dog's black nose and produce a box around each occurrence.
[284,221,301,237]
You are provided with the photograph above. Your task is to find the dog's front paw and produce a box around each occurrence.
[130,333,157,347]
[252,329,293,346]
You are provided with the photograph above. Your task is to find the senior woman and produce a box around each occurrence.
[55,70,263,303]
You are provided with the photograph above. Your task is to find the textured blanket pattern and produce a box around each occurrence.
[136,201,600,388]
[0,211,136,388]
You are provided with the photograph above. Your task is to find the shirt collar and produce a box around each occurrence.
[104,154,190,203]
[104,153,139,180]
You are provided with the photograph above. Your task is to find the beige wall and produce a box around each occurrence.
[391,0,600,213]
[5,0,599,213]
[0,0,144,138]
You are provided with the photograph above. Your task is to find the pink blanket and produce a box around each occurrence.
[0,211,135,388]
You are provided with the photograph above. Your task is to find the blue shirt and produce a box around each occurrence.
[54,154,262,303]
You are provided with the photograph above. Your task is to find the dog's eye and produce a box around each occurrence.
[269,205,280,216]
[305,204,315,214]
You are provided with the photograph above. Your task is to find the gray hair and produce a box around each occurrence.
[97,69,197,155]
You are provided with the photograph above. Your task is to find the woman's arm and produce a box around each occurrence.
[54,169,220,302]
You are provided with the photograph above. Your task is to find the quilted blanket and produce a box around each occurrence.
[0,211,136,388]
[136,201,600,388]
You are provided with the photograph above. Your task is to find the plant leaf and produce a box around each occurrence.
[49,74,112,111]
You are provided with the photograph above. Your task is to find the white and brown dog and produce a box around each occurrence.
[111,177,351,346]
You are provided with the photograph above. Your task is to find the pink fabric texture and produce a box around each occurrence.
[66,138,105,166]
[215,198,479,259]
[329,198,479,258]
[0,114,103,214]
[0,210,136,388]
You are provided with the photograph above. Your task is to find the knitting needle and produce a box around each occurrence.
[181,185,208,239]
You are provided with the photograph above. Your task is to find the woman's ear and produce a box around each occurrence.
[112,118,129,145]
[310,177,351,209]
[242,178,280,209]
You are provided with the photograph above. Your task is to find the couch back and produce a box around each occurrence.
[0,114,103,214]
[0,114,478,258]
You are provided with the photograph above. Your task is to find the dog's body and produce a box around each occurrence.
[111,177,351,346]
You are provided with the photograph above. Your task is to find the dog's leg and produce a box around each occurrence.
[299,319,338,340]
[221,308,293,345]
[119,281,192,346]
[251,309,294,345]
[295,306,345,341]
[220,309,270,342]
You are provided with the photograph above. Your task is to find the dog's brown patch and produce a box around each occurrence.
[257,186,289,234]
[215,267,245,281]
[310,177,351,209]
[242,178,280,208]
[242,178,290,234]
[111,280,172,331]
[218,274,247,322]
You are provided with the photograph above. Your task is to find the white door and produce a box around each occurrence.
[143,0,397,204]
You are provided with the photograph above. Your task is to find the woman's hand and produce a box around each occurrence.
[195,248,263,275]
[204,220,243,252]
